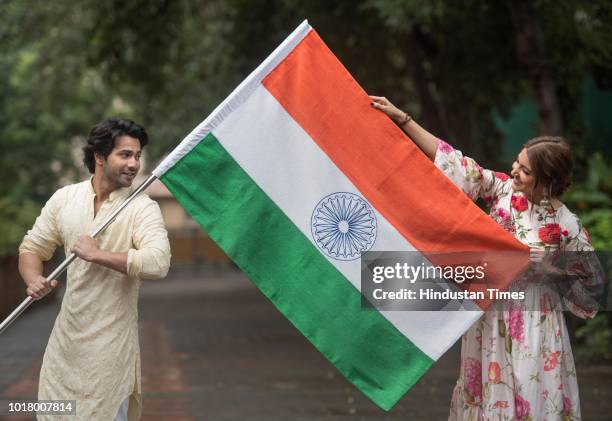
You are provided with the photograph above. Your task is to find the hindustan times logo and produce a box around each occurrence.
[371,262,487,284]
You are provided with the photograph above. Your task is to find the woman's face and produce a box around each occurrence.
[511,148,537,195]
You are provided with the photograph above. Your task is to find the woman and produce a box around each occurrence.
[370,96,602,420]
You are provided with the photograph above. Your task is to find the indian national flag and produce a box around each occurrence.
[153,20,529,410]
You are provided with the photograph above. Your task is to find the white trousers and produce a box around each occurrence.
[114,396,129,421]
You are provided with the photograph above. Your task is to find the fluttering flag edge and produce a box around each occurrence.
[152,20,312,177]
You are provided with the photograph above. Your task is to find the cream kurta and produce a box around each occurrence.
[19,179,171,421]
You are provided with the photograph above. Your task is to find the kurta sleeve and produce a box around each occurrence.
[127,200,171,279]
[434,139,510,204]
[560,216,605,319]
[18,189,64,261]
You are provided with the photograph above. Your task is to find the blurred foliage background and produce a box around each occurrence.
[1,0,611,359]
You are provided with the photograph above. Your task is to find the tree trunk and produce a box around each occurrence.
[406,26,451,142]
[509,0,563,135]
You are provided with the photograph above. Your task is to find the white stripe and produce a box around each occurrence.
[212,85,482,360]
[153,20,312,177]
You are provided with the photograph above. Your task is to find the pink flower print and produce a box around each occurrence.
[495,171,510,181]
[544,351,561,371]
[508,305,525,343]
[558,383,564,390]
[482,195,494,206]
[540,293,552,316]
[461,157,468,167]
[514,393,531,420]
[561,228,569,237]
[438,139,454,154]
[538,223,561,244]
[542,390,549,399]
[562,394,572,414]
[487,362,501,384]
[464,357,482,402]
[511,194,528,212]
[569,262,587,277]
[499,216,514,233]
[493,400,508,409]
[583,227,591,243]
[492,208,515,234]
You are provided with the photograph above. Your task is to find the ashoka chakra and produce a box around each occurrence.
[311,192,377,261]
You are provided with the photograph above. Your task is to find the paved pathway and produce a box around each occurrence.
[1,269,610,420]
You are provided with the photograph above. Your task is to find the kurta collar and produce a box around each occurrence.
[87,177,96,197]
[88,176,132,202]
[109,186,131,202]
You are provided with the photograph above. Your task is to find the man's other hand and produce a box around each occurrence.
[73,235,100,262]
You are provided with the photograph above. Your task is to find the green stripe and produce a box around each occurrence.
[160,133,433,410]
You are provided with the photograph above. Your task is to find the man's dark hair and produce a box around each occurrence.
[82,118,149,174]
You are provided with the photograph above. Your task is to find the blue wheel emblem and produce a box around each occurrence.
[311,192,377,261]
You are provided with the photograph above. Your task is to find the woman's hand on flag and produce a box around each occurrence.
[369,95,405,123]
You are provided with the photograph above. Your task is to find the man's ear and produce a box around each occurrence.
[94,152,105,167]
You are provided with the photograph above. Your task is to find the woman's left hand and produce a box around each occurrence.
[529,246,566,279]
[369,95,405,123]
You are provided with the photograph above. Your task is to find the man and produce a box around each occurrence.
[19,118,171,421]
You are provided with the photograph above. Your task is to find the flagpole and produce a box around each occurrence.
[0,174,158,335]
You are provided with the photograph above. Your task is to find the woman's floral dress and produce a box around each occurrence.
[434,140,603,421]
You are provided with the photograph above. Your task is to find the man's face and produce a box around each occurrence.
[96,135,142,188]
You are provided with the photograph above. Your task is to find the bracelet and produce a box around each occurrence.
[397,112,413,126]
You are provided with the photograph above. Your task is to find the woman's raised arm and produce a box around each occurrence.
[370,95,439,160]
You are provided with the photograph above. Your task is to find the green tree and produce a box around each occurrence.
[0,1,116,254]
